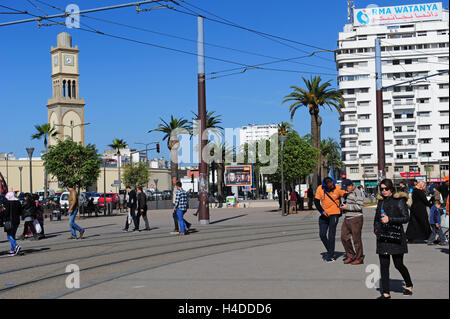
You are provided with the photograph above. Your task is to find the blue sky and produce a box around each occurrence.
[1,0,448,161]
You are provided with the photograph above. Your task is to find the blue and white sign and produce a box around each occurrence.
[354,2,442,26]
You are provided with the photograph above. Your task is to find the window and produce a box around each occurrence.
[439,97,449,103]
[359,88,369,93]
[359,127,371,133]
[383,100,391,105]
[395,139,403,146]
[417,98,430,104]
[394,166,404,172]
[441,165,449,171]
[395,114,402,119]
[350,167,359,173]
[408,139,415,145]
[393,60,400,65]
[358,114,370,120]
[440,111,449,117]
[438,56,449,62]
[364,167,374,173]
[384,127,392,132]
[385,140,393,145]
[360,154,371,160]
[417,112,430,117]
[358,101,370,107]
[397,154,404,159]
[408,152,416,159]
[439,84,449,89]
[405,59,412,65]
[418,125,431,131]
[441,138,449,143]
[395,126,402,133]
[347,89,355,95]
[442,152,449,157]
[349,128,356,134]
[407,125,415,132]
[409,166,420,172]
[406,113,414,119]
[384,113,391,119]
[419,152,432,158]
[359,141,371,146]
[419,139,432,144]
[441,124,450,130]
[417,31,427,36]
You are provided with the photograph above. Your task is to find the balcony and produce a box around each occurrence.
[342,146,358,152]
[392,103,416,110]
[393,130,416,137]
[393,117,416,124]
[341,120,358,126]
[394,144,417,151]
[341,133,359,139]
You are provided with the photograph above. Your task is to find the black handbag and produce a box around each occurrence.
[4,204,13,232]
[378,202,402,244]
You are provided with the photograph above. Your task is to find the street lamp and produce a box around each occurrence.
[4,152,13,190]
[55,122,91,140]
[18,166,23,193]
[26,148,34,193]
[154,178,159,209]
[279,134,288,216]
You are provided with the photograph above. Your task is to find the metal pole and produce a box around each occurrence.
[375,38,386,183]
[18,166,23,193]
[281,143,286,216]
[26,148,34,193]
[5,154,8,190]
[197,15,209,224]
[104,160,107,215]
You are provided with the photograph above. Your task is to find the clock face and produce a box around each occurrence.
[64,54,74,66]
[53,56,58,66]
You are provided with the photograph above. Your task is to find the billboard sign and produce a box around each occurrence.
[224,165,252,187]
[354,3,442,26]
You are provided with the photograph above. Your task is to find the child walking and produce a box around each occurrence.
[427,201,448,246]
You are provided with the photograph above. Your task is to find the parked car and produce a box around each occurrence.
[59,191,70,210]
[90,192,102,205]
[98,193,119,209]
[36,189,56,201]
[162,190,172,200]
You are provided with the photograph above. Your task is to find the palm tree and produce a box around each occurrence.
[321,138,343,180]
[31,123,58,199]
[207,141,235,201]
[282,76,344,189]
[108,138,128,189]
[149,116,192,186]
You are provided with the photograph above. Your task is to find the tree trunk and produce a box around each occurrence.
[217,163,224,201]
[310,110,322,190]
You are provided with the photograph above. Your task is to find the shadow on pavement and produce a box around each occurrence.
[209,214,248,225]
[376,279,406,294]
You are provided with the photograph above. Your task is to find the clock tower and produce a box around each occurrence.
[47,32,86,146]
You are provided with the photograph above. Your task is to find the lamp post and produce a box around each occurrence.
[4,152,12,190]
[55,122,91,140]
[154,178,159,209]
[26,148,34,193]
[280,134,288,216]
[18,166,23,193]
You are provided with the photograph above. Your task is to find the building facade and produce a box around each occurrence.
[337,2,449,191]
[239,124,278,148]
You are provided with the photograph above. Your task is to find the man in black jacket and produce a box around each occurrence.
[123,186,138,232]
[136,187,150,231]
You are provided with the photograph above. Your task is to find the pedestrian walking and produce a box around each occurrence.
[0,192,23,256]
[136,187,150,231]
[340,179,365,265]
[33,193,45,239]
[67,186,85,240]
[314,177,347,263]
[406,181,432,243]
[173,181,189,236]
[398,181,408,193]
[374,179,413,299]
[171,181,191,234]
[427,201,447,246]
[307,185,314,210]
[289,189,297,214]
[123,186,138,232]
[19,193,38,240]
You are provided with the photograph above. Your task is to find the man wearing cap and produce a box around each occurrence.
[340,179,365,265]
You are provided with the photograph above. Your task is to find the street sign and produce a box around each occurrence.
[111,183,121,187]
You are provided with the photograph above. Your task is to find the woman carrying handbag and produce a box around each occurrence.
[0,192,23,256]
[374,179,413,299]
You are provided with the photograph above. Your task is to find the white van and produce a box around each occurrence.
[60,191,70,209]
[37,189,56,201]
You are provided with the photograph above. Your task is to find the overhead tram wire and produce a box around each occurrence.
[3,3,342,79]
[33,0,365,75]
[162,2,337,64]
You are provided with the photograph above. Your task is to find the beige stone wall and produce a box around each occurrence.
[0,160,171,194]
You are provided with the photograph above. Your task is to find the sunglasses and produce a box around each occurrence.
[380,187,390,191]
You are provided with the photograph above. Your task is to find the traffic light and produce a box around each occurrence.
[156,143,160,153]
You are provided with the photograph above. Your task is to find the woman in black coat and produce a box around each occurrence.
[0,192,23,256]
[20,193,38,240]
[406,181,432,242]
[374,179,413,299]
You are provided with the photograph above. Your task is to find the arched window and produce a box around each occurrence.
[72,80,76,99]
[68,80,72,98]
[62,80,66,97]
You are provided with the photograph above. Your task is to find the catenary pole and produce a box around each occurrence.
[375,38,386,183]
[197,15,210,224]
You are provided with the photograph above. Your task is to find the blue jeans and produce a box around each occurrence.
[176,209,187,234]
[7,225,18,251]
[69,209,84,238]
[319,214,340,259]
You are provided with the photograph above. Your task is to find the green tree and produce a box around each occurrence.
[31,123,59,199]
[42,139,101,190]
[108,138,127,189]
[149,116,192,186]
[282,76,344,189]
[266,131,319,194]
[122,162,150,190]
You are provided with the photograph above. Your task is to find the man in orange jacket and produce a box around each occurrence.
[314,177,347,263]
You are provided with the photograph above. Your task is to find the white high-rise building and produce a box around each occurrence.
[337,2,449,191]
[239,124,278,147]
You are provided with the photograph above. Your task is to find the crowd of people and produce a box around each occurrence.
[313,175,449,299]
